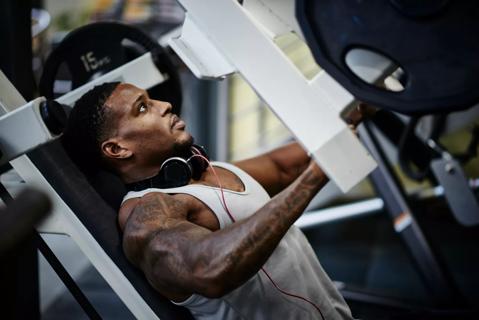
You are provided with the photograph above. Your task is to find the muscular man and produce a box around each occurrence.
[63,82,358,319]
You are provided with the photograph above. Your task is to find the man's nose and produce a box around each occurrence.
[159,101,172,116]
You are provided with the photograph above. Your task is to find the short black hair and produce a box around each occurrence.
[62,82,120,172]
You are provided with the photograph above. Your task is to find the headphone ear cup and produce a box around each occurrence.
[159,157,192,188]
[191,144,209,160]
[190,145,209,180]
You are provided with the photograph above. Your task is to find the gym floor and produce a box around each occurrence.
[306,195,479,319]
[40,195,479,320]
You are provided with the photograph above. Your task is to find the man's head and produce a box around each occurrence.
[62,82,193,182]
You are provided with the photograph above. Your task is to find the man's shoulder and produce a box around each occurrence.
[119,191,186,231]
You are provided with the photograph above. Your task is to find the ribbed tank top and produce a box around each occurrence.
[123,162,352,320]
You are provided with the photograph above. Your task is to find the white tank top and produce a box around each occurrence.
[123,162,353,320]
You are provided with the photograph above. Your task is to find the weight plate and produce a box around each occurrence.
[40,22,182,115]
[297,0,479,114]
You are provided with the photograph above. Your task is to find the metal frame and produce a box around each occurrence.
[1,1,471,317]
[0,97,53,166]
[170,0,379,192]
[0,183,101,319]
[56,52,166,106]
[359,121,465,307]
[1,65,161,319]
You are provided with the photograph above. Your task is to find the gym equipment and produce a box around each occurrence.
[0,20,191,318]
[358,121,466,308]
[0,98,66,166]
[170,0,378,192]
[296,0,479,114]
[40,22,182,115]
[430,156,479,226]
[0,187,49,320]
[1,68,194,319]
[0,188,51,255]
[396,116,479,226]
[2,1,478,318]
[171,1,479,316]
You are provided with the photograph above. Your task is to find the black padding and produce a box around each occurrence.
[39,100,67,136]
[87,169,127,212]
[28,140,193,319]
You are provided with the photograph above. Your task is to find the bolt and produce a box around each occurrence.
[445,162,455,174]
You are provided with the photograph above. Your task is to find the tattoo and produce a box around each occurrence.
[123,193,185,263]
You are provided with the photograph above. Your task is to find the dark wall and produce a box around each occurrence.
[0,0,35,100]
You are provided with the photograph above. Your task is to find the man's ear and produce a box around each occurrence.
[101,139,132,159]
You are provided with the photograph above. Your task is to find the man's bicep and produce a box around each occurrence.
[234,142,310,195]
[140,220,213,298]
[234,154,281,195]
[121,195,213,298]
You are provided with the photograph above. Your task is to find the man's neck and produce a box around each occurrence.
[120,162,162,184]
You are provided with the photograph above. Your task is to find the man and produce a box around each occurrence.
[63,82,359,319]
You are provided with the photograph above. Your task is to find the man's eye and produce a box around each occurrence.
[139,103,147,113]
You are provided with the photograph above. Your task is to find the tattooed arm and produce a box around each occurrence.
[122,160,328,301]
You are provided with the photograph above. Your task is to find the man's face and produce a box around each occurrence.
[104,83,193,165]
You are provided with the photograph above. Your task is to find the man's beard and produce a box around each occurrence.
[171,135,195,159]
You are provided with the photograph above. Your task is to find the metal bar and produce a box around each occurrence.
[371,111,434,171]
[0,182,39,320]
[359,121,465,307]
[37,235,102,320]
[296,198,383,229]
[341,288,422,311]
[296,179,479,229]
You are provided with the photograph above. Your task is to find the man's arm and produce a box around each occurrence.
[122,161,328,301]
[234,104,373,196]
[234,141,310,196]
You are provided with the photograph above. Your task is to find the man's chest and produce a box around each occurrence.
[173,166,246,231]
[173,193,221,231]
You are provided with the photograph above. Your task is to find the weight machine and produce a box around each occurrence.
[1,0,479,319]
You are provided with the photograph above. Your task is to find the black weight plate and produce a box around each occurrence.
[40,22,182,115]
[296,0,479,114]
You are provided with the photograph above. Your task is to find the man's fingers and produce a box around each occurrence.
[348,124,359,137]
[344,103,378,127]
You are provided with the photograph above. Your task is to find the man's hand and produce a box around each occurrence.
[344,103,377,128]
[344,103,377,136]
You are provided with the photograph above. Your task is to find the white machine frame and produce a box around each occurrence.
[0,53,164,319]
[170,0,387,192]
[0,97,52,166]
